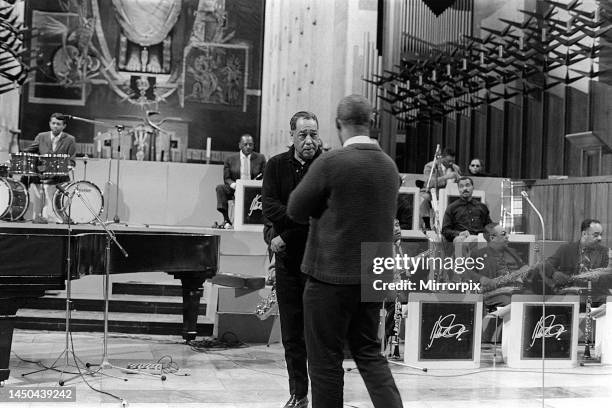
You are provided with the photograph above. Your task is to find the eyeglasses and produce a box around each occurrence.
[470,164,481,167]
[296,130,319,140]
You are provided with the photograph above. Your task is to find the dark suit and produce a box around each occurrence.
[23,131,76,184]
[24,131,77,157]
[262,146,321,399]
[215,152,266,213]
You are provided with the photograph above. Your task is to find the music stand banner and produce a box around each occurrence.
[405,293,483,369]
[234,180,264,231]
[502,295,579,368]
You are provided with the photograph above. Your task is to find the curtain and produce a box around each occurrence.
[111,0,182,46]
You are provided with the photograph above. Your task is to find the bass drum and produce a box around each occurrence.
[0,178,29,221]
[53,180,104,224]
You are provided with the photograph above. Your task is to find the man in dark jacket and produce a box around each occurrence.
[262,111,321,408]
[530,218,610,297]
[23,112,76,222]
[288,95,403,408]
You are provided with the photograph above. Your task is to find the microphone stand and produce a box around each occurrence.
[521,191,546,399]
[425,145,442,283]
[22,188,89,385]
[111,125,124,224]
[69,190,166,382]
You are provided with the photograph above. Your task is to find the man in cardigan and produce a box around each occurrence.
[215,134,266,228]
[288,95,403,408]
[23,113,76,223]
[262,111,322,408]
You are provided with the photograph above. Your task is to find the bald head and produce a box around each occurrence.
[337,95,372,127]
[335,94,373,143]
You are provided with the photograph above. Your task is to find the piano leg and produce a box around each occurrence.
[0,316,16,383]
[0,299,24,384]
[178,277,205,342]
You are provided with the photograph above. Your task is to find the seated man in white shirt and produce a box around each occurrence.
[215,134,266,228]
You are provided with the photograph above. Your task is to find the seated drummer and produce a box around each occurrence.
[22,113,76,223]
[466,223,527,307]
[528,218,610,299]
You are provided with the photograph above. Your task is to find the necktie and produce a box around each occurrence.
[241,155,251,180]
[52,134,59,152]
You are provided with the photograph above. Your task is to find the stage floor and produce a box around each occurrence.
[3,330,611,407]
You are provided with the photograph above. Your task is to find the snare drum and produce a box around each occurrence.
[0,178,29,221]
[39,154,71,177]
[53,180,104,224]
[9,152,39,176]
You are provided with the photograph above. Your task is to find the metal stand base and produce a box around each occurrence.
[22,348,89,386]
[83,235,166,383]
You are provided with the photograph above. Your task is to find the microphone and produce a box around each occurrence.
[521,190,545,239]
[61,114,106,125]
[146,111,160,117]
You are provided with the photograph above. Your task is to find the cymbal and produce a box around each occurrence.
[73,155,100,161]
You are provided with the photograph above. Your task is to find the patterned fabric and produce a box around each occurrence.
[111,0,182,46]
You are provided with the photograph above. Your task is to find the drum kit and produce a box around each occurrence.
[0,152,104,224]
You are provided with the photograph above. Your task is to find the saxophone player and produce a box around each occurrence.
[466,223,527,307]
[528,219,610,299]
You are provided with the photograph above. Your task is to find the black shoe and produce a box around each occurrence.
[283,394,308,408]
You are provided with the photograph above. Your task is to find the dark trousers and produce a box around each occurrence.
[275,253,308,398]
[303,277,403,408]
[215,184,234,212]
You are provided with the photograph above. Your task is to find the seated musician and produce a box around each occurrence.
[214,134,266,229]
[529,218,610,299]
[22,113,76,223]
[423,147,461,188]
[441,177,492,258]
[466,223,527,307]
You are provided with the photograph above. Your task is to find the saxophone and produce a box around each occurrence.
[485,265,531,291]
[386,240,404,359]
[584,280,593,359]
[255,284,277,320]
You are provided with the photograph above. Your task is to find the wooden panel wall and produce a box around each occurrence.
[522,177,612,249]
[488,106,504,177]
[397,81,612,178]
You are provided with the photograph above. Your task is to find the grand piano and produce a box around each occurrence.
[0,223,219,383]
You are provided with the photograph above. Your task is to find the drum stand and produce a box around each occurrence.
[69,189,165,381]
[81,155,89,181]
[22,192,89,385]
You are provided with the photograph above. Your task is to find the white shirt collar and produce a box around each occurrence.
[240,151,250,160]
[343,135,376,147]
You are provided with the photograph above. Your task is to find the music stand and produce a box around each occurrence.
[22,189,88,385]
[68,189,166,382]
